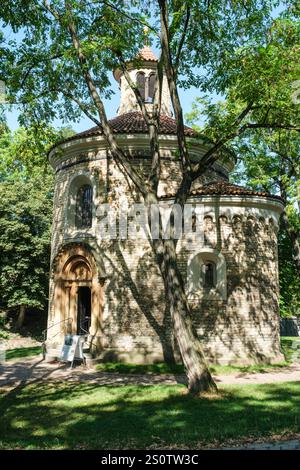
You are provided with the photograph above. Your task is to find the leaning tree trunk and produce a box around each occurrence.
[169,290,217,394]
[16,305,26,329]
[154,238,217,394]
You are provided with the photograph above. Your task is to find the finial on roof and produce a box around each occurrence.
[143,26,150,46]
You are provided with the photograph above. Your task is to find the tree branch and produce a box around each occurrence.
[116,52,163,192]
[174,5,190,70]
[247,123,300,131]
[62,0,147,195]
[117,53,151,125]
[158,0,192,176]
[18,52,67,88]
[16,86,102,128]
[191,101,254,180]
[57,89,102,127]
[192,118,300,182]
[42,0,61,21]
[83,0,158,36]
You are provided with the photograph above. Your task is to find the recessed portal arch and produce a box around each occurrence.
[51,244,104,347]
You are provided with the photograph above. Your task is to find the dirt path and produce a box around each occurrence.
[223,439,300,450]
[1,356,300,389]
[0,335,41,350]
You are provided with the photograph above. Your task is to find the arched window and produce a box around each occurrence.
[187,250,227,299]
[191,211,197,232]
[136,72,146,101]
[202,262,216,288]
[75,184,93,229]
[147,73,156,102]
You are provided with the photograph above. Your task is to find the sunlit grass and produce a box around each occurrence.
[0,381,299,449]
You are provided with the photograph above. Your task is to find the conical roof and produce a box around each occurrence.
[137,45,158,62]
[113,46,158,81]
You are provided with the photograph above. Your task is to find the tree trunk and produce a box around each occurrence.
[155,239,217,394]
[16,305,26,329]
[170,295,217,393]
[161,331,176,365]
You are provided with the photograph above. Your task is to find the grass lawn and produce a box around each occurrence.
[96,361,291,376]
[96,336,300,376]
[3,336,299,373]
[0,381,299,449]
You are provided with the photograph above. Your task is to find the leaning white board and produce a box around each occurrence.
[60,335,84,363]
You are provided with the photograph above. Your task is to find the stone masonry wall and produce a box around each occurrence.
[47,146,283,365]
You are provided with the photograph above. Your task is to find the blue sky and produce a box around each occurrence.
[3,3,285,134]
[4,72,203,133]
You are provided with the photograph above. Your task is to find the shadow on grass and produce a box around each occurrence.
[95,337,296,377]
[96,361,291,377]
[5,346,42,361]
[96,362,185,375]
[0,380,299,449]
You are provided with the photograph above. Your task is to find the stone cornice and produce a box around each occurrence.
[49,133,235,174]
[180,194,284,216]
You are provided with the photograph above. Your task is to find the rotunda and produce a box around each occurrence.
[46,46,284,365]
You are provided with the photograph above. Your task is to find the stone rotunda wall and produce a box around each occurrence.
[46,42,284,365]
[46,136,284,365]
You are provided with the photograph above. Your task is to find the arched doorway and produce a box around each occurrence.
[77,286,91,334]
[63,254,93,335]
[49,245,104,352]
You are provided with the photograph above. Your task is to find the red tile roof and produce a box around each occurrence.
[137,46,158,62]
[53,112,197,148]
[162,181,283,201]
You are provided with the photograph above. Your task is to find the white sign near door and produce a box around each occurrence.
[60,335,85,365]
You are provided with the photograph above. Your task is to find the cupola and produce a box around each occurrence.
[113,46,172,117]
